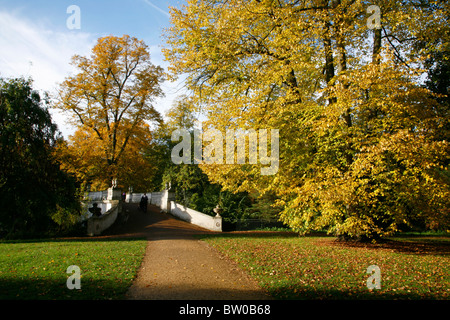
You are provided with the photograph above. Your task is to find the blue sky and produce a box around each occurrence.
[0,0,187,137]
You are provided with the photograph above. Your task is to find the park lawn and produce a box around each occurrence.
[201,233,449,300]
[0,238,147,299]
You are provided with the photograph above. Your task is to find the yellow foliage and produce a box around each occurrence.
[56,122,157,191]
[164,1,450,238]
[54,35,165,190]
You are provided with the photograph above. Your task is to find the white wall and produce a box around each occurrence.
[85,189,222,233]
[170,201,222,232]
[85,191,108,201]
[125,192,162,206]
[86,200,120,236]
[84,200,117,219]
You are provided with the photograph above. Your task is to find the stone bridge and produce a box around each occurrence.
[84,187,222,236]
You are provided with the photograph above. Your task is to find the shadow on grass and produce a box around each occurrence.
[320,237,450,257]
[195,231,300,241]
[0,237,147,300]
[0,236,147,245]
[0,277,131,300]
[199,231,450,257]
[265,285,446,300]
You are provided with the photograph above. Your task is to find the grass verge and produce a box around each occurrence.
[201,233,449,300]
[0,238,147,299]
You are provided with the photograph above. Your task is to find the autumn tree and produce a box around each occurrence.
[164,0,450,239]
[55,35,165,189]
[57,122,158,191]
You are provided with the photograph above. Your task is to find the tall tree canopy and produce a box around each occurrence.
[57,122,158,191]
[55,35,165,189]
[0,77,81,238]
[164,0,450,239]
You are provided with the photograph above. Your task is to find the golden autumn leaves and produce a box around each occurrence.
[55,35,164,190]
[163,0,450,239]
[53,1,449,240]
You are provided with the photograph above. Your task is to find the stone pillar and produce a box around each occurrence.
[213,214,222,232]
[213,204,223,232]
[161,189,175,213]
[107,187,122,201]
[125,186,133,203]
[108,185,122,218]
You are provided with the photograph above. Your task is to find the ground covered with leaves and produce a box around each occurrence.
[0,238,147,299]
[202,233,449,300]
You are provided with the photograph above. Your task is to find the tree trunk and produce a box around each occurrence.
[372,28,382,64]
[323,20,336,105]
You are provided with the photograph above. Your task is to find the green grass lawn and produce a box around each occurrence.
[2,233,448,300]
[0,238,147,299]
[201,233,450,300]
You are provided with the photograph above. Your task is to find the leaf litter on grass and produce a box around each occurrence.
[203,235,449,299]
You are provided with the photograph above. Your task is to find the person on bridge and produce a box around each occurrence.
[140,193,148,213]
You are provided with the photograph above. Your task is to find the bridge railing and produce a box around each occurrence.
[126,190,222,232]
[169,201,222,232]
[84,187,122,236]
[86,200,121,236]
[125,192,162,206]
[84,188,222,234]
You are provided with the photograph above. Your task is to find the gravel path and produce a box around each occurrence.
[103,203,271,300]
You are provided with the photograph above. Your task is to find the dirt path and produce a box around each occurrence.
[103,203,271,300]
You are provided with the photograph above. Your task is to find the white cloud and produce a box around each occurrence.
[0,9,184,137]
[0,10,96,91]
[0,10,96,137]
